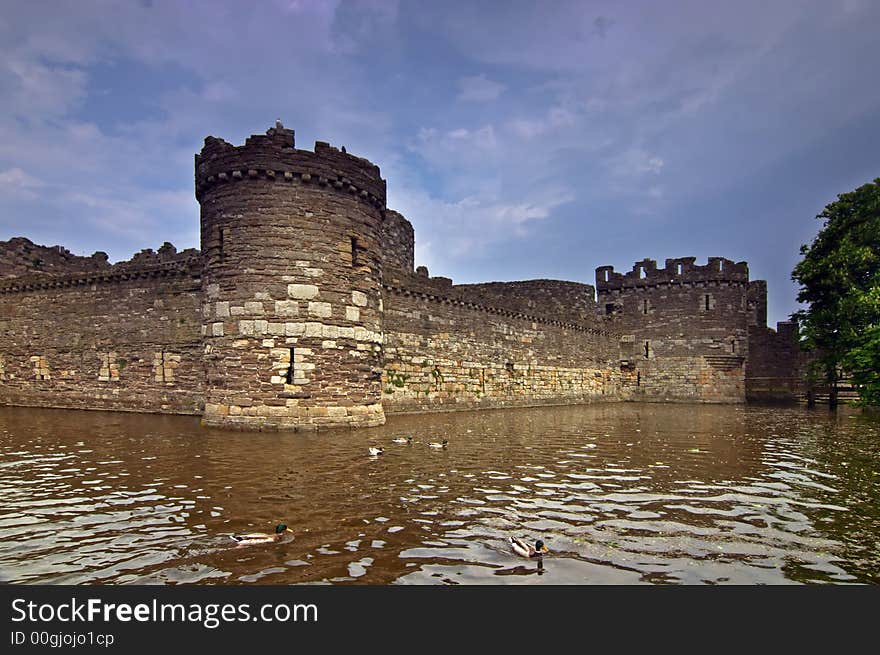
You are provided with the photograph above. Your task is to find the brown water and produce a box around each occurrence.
[0,403,878,585]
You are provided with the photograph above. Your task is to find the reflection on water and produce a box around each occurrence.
[0,403,878,585]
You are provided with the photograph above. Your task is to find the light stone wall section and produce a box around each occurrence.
[98,352,119,382]
[381,281,634,414]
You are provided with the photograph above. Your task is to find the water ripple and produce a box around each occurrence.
[0,403,878,584]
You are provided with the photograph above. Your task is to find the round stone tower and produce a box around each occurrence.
[195,123,386,430]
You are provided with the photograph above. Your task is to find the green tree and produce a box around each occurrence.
[792,178,880,406]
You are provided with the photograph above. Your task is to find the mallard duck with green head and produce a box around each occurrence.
[509,536,548,559]
[231,523,293,547]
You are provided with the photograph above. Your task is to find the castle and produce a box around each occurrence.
[0,124,803,430]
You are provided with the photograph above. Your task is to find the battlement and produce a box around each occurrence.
[0,255,201,295]
[382,266,611,335]
[596,256,749,292]
[195,123,386,208]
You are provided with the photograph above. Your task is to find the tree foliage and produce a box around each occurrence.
[792,178,880,405]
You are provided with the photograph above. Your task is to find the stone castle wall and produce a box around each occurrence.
[0,258,203,414]
[596,257,750,403]
[380,210,415,273]
[743,280,805,401]
[381,269,632,413]
[0,124,802,429]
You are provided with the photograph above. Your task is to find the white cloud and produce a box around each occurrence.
[508,106,576,139]
[608,148,665,178]
[0,167,44,189]
[4,58,87,119]
[389,184,574,267]
[457,74,505,102]
[0,167,44,200]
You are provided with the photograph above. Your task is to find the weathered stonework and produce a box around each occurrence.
[0,123,802,430]
[195,125,386,430]
[0,252,203,414]
[596,257,749,403]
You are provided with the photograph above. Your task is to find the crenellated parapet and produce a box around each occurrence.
[382,266,615,337]
[195,125,386,209]
[0,252,200,295]
[596,257,749,292]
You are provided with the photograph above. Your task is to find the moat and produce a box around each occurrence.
[1,403,878,585]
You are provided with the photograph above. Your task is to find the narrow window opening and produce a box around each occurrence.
[639,266,646,279]
[731,341,736,354]
[605,303,615,316]
[637,371,641,387]
[676,263,682,275]
[704,294,710,310]
[644,341,650,358]
[604,270,609,282]
[643,299,649,315]
[285,347,295,385]
[350,236,359,267]
[719,260,724,271]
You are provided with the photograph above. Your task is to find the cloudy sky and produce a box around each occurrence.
[1,0,878,326]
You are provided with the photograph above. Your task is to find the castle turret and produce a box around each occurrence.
[195,124,386,430]
[596,256,750,402]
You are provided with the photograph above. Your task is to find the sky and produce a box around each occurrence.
[1,0,878,327]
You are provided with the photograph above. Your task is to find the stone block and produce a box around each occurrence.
[288,284,319,300]
[275,300,299,316]
[308,301,332,318]
[285,322,305,336]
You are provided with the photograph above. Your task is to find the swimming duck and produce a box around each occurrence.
[369,447,384,456]
[428,440,448,449]
[392,437,413,444]
[231,523,293,547]
[509,536,548,559]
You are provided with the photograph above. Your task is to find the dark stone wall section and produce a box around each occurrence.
[596,257,751,403]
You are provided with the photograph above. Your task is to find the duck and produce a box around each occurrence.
[368,446,384,456]
[231,523,293,547]
[509,536,548,559]
[392,436,413,444]
[428,439,448,449]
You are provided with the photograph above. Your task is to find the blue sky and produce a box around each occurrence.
[1,0,878,327]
